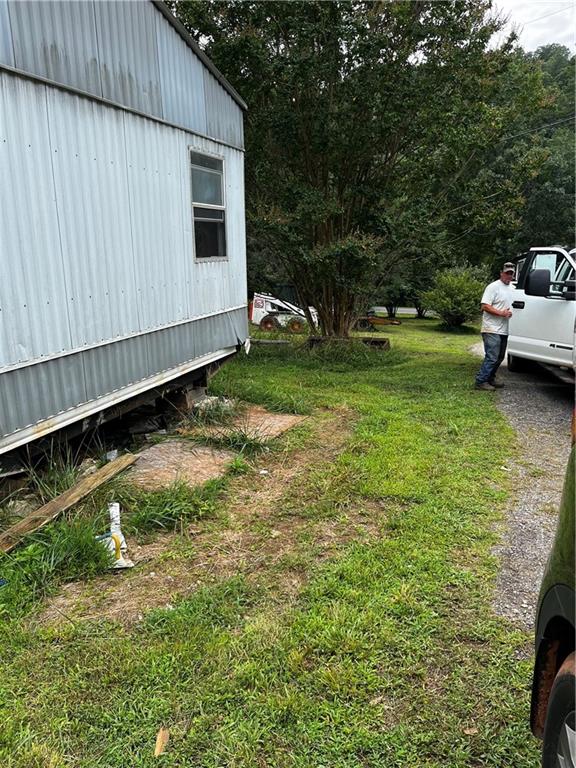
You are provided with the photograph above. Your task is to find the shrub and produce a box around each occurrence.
[422,265,488,328]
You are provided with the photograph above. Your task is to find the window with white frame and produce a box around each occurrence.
[190,151,226,259]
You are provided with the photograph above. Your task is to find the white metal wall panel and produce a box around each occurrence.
[8,1,101,96]
[203,69,244,148]
[45,86,141,349]
[0,75,72,367]
[124,115,192,331]
[186,134,247,316]
[0,0,14,66]
[94,0,162,117]
[3,1,244,148]
[1,72,245,373]
[155,12,207,137]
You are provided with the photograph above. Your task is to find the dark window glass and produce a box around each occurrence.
[194,207,224,221]
[191,152,226,259]
[195,218,226,259]
[190,152,222,171]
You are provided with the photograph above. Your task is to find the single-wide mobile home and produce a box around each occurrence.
[0,0,248,456]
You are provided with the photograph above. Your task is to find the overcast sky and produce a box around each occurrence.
[492,0,575,53]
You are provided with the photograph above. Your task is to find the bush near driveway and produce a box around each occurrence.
[0,321,539,768]
[423,266,489,329]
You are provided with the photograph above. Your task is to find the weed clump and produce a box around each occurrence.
[185,397,241,427]
[123,479,220,534]
[26,443,81,503]
[192,426,269,457]
[0,518,112,617]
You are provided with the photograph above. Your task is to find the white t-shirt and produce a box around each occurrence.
[480,279,515,334]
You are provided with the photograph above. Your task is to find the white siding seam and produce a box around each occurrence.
[121,111,145,341]
[0,305,248,375]
[4,0,15,66]
[43,85,75,362]
[0,63,244,152]
[89,0,104,99]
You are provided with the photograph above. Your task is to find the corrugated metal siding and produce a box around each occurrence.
[45,86,141,348]
[1,71,246,371]
[8,0,101,96]
[94,0,162,117]
[0,309,247,442]
[155,11,207,136]
[82,335,150,402]
[0,75,72,366]
[203,69,244,148]
[0,54,247,452]
[0,354,87,437]
[124,114,192,331]
[0,0,14,66]
[2,1,244,148]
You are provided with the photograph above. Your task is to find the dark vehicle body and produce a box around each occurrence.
[531,432,575,767]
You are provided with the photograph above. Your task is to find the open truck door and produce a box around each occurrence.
[508,247,576,376]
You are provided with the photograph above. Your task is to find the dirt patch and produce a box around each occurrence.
[36,409,369,627]
[179,405,306,440]
[128,441,235,490]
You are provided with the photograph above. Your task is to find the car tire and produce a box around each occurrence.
[507,353,528,373]
[542,652,575,768]
[259,315,280,332]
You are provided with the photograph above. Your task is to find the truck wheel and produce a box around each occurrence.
[507,353,528,373]
[259,315,280,332]
[542,652,575,768]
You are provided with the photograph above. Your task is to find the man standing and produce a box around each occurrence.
[475,262,516,391]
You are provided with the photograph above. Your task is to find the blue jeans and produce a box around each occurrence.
[476,333,508,385]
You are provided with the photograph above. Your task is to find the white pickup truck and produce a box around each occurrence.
[508,246,576,382]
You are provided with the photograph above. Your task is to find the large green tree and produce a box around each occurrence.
[431,44,574,271]
[172,1,548,335]
[509,44,575,252]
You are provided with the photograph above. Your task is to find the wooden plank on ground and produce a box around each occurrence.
[0,453,137,553]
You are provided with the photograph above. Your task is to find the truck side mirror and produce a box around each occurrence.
[525,268,551,297]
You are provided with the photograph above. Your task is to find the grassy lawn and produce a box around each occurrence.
[0,320,539,767]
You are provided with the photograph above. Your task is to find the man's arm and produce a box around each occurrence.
[481,303,512,318]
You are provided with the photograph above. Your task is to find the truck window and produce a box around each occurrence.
[556,258,575,284]
[530,252,560,275]
[527,252,572,296]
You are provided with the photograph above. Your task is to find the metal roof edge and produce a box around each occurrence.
[152,0,247,112]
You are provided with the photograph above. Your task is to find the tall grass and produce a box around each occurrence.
[0,518,112,617]
[123,479,221,534]
[26,443,81,503]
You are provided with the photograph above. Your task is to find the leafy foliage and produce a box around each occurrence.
[423,266,489,329]
[173,0,545,335]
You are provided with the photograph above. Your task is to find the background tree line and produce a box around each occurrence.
[171,1,574,335]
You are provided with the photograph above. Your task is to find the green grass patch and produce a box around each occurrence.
[0,320,539,767]
[0,478,225,619]
[26,442,83,503]
[0,518,113,618]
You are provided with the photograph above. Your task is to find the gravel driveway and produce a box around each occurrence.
[470,344,574,629]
